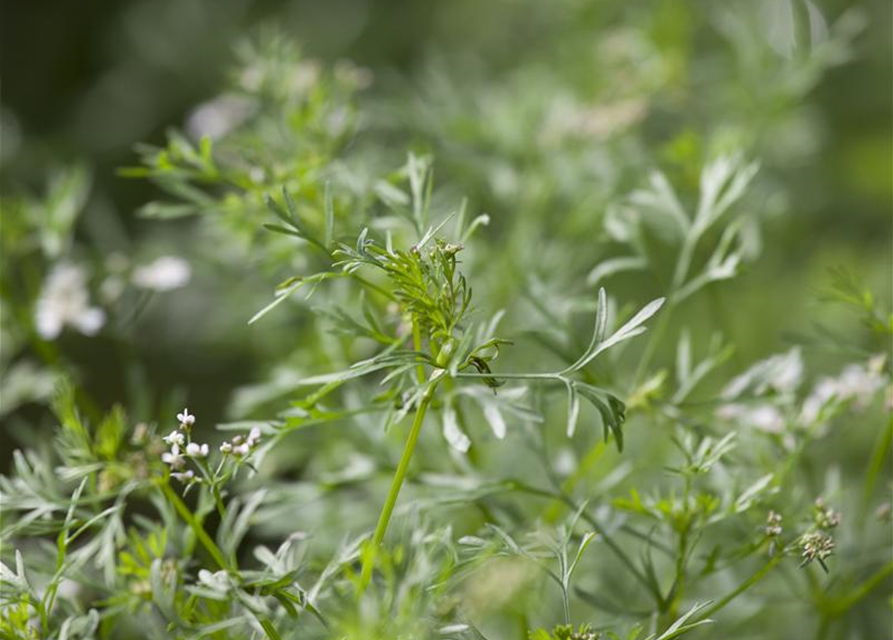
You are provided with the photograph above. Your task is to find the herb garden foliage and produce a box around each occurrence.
[1,2,891,640]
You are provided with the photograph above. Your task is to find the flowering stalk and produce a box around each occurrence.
[360,377,439,591]
[159,480,231,572]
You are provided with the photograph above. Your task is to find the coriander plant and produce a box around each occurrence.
[1,2,890,639]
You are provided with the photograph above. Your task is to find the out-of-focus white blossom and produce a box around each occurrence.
[35,263,106,340]
[542,96,646,143]
[333,59,372,89]
[800,357,886,425]
[177,409,195,429]
[132,256,191,291]
[722,348,803,399]
[186,442,209,458]
[219,441,233,454]
[186,94,256,141]
[171,470,195,483]
[717,403,786,434]
[292,60,322,93]
[163,430,185,447]
[162,444,185,470]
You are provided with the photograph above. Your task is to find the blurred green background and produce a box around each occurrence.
[1,0,889,436]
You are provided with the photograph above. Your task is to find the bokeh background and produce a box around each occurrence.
[2,1,889,433]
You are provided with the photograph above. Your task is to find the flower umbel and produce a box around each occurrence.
[813,498,841,530]
[186,442,210,458]
[177,408,195,429]
[163,430,185,447]
[765,511,783,537]
[161,444,185,470]
[800,532,835,571]
[35,263,106,340]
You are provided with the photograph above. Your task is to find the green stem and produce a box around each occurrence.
[860,416,892,522]
[360,387,436,590]
[698,555,783,620]
[412,320,426,384]
[352,274,397,302]
[828,560,893,615]
[456,371,561,381]
[159,481,231,572]
[633,301,673,387]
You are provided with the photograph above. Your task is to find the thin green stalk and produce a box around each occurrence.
[697,555,783,620]
[860,416,892,522]
[353,274,397,302]
[827,559,893,615]
[159,481,231,572]
[412,319,426,384]
[360,386,436,590]
[633,302,673,387]
[456,371,561,381]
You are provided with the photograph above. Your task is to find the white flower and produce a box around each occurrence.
[233,443,251,456]
[35,263,106,340]
[722,348,804,400]
[171,470,195,483]
[717,403,786,434]
[162,444,185,469]
[800,357,886,425]
[132,256,192,292]
[247,427,262,446]
[185,94,257,141]
[219,441,233,454]
[177,409,195,428]
[186,442,209,458]
[163,430,185,447]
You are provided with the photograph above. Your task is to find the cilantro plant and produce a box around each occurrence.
[1,2,891,640]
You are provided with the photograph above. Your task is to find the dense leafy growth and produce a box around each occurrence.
[1,1,890,639]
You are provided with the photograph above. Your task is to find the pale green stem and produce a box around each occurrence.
[697,554,783,621]
[860,416,892,522]
[160,481,231,572]
[828,559,893,615]
[359,385,436,590]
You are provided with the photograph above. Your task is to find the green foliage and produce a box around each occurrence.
[1,3,891,639]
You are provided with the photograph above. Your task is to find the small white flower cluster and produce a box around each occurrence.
[716,403,786,434]
[799,531,835,567]
[186,94,257,141]
[160,408,205,483]
[717,353,888,449]
[721,348,804,400]
[160,408,261,484]
[218,427,262,457]
[796,497,841,570]
[765,510,783,537]
[35,263,106,340]
[800,355,887,425]
[101,254,192,303]
[812,497,841,530]
[131,256,192,292]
